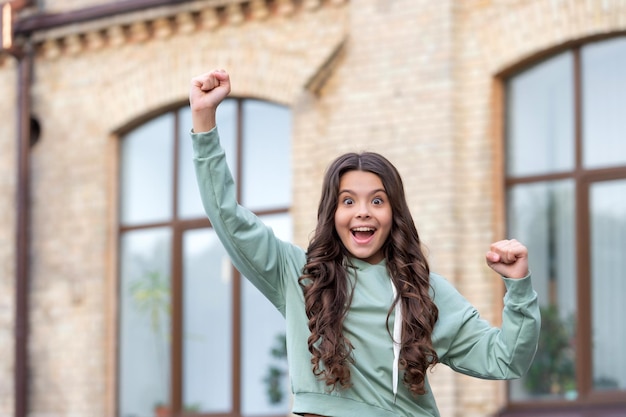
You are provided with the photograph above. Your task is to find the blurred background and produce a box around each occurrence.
[1,0,625,416]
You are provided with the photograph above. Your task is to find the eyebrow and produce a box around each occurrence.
[338,188,387,195]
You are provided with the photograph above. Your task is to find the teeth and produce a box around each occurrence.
[352,227,374,232]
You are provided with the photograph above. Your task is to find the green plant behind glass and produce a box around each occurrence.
[264,333,288,404]
[130,270,171,407]
[524,305,575,396]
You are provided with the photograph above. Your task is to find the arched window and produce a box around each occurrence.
[504,36,626,413]
[117,99,292,417]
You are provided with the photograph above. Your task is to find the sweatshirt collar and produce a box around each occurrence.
[347,257,387,270]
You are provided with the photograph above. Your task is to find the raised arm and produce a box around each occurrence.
[433,240,540,380]
[189,70,305,313]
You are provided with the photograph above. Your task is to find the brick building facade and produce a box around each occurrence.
[1,1,625,416]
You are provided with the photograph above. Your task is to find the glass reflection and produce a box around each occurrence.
[590,180,626,391]
[242,100,292,211]
[119,228,171,417]
[507,181,577,401]
[582,37,626,168]
[121,114,174,225]
[506,52,574,177]
[183,228,233,413]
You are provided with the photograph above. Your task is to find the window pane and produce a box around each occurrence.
[506,52,574,177]
[183,228,233,413]
[582,37,626,168]
[242,100,292,210]
[121,114,174,225]
[507,181,577,401]
[178,101,238,219]
[241,214,291,416]
[119,228,171,417]
[590,179,626,391]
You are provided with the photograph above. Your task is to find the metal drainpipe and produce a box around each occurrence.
[14,41,33,417]
[5,1,35,416]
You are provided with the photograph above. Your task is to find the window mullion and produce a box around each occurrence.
[232,268,242,416]
[172,110,183,414]
[171,225,184,414]
[572,47,589,400]
[575,178,592,399]
[233,99,244,416]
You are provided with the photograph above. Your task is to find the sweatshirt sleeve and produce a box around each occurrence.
[432,273,541,380]
[191,127,303,314]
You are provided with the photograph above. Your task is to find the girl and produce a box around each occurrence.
[189,69,540,417]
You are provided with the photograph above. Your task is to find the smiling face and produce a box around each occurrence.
[334,170,393,264]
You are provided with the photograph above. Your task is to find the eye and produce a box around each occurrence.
[342,197,354,205]
[372,197,384,205]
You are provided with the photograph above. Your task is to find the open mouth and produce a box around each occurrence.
[351,226,375,240]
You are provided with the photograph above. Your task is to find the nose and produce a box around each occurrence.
[356,202,370,218]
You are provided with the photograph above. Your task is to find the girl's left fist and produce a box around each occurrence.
[486,239,529,279]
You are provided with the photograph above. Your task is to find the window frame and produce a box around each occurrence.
[495,36,626,416]
[117,98,291,417]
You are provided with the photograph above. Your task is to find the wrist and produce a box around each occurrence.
[191,109,216,133]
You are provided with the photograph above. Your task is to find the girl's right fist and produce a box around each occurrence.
[189,69,231,112]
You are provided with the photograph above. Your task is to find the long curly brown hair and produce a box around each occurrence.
[298,152,439,396]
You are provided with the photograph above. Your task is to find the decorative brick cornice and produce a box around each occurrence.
[16,0,346,61]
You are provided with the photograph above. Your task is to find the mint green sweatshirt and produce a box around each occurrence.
[192,127,540,417]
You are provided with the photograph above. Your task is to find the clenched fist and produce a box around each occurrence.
[486,239,529,279]
[189,69,231,133]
